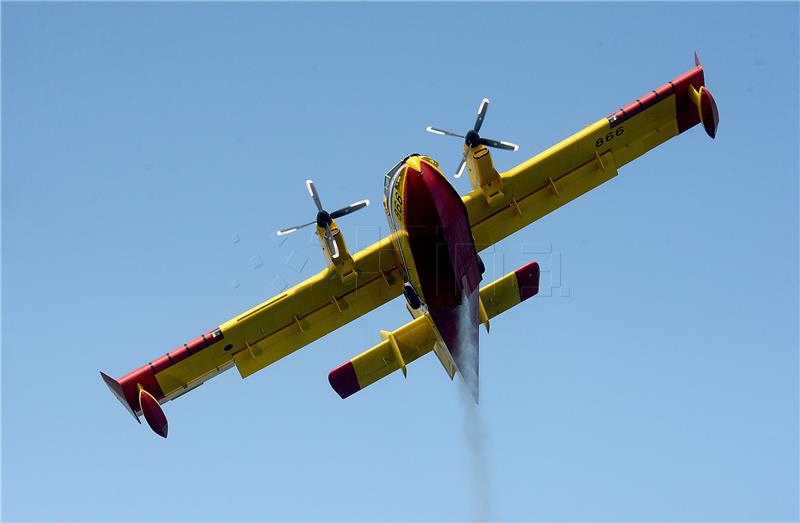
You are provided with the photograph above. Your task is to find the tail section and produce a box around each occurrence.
[480,261,540,317]
[328,314,436,398]
[328,261,541,399]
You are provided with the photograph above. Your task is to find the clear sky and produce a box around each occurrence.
[2,2,798,522]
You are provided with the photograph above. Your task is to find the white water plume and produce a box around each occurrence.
[456,289,480,402]
[456,290,493,521]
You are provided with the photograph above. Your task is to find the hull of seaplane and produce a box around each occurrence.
[384,155,483,398]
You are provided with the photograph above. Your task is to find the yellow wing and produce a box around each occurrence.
[151,234,404,401]
[465,61,718,249]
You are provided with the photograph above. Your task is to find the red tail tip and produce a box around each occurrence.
[328,361,361,399]
[515,262,541,301]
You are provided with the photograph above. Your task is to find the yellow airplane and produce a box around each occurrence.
[101,55,719,437]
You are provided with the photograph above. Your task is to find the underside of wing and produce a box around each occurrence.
[229,235,404,379]
[146,234,404,406]
[102,230,405,437]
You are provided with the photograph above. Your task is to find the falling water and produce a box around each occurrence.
[457,291,493,521]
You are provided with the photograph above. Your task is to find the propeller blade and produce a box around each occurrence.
[324,222,339,259]
[306,179,323,211]
[479,137,519,151]
[473,98,489,133]
[330,199,369,219]
[426,126,464,139]
[276,220,316,236]
[454,150,468,178]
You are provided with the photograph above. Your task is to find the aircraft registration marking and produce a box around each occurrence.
[594,126,625,148]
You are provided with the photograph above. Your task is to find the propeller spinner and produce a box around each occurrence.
[277,180,369,259]
[427,98,519,178]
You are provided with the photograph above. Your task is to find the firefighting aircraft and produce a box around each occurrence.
[101,55,718,437]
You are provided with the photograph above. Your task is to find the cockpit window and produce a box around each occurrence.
[383,164,398,193]
[383,154,419,197]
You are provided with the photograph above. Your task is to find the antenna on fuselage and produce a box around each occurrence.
[426,98,519,178]
[276,180,369,259]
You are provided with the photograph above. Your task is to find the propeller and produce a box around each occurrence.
[426,98,519,178]
[276,180,369,259]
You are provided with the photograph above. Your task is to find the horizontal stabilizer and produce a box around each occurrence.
[329,315,436,398]
[480,261,540,319]
[328,261,540,399]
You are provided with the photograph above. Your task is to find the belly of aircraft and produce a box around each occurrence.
[400,158,482,396]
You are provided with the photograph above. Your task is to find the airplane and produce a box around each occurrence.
[101,54,719,437]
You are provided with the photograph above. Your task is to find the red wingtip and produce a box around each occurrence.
[100,371,141,424]
[694,51,701,67]
[139,389,168,438]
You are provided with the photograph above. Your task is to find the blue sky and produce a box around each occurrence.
[2,3,798,522]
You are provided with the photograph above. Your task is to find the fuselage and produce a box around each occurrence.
[383,154,482,389]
